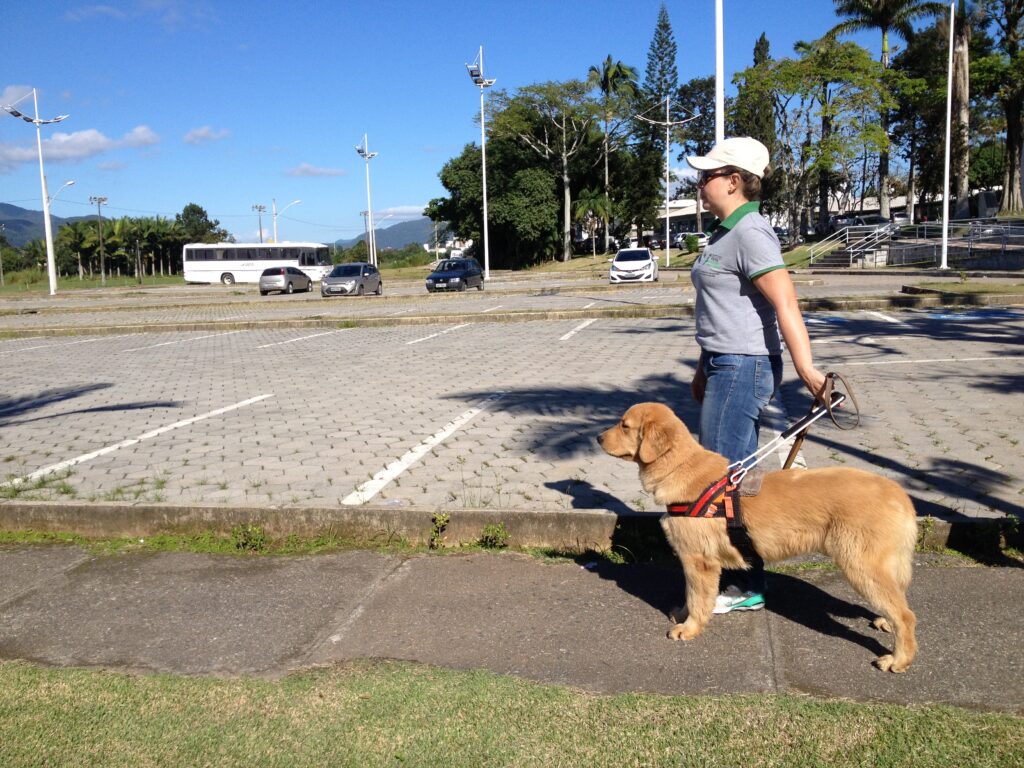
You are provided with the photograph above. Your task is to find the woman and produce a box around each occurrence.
[686,137,826,614]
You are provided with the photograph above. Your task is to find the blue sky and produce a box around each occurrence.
[2,1,884,244]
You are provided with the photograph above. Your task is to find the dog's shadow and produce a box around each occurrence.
[590,561,891,657]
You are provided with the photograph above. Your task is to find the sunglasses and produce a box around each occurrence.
[697,169,734,188]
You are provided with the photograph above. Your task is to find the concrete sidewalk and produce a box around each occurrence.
[0,544,1020,713]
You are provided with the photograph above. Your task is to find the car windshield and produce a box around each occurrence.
[330,265,362,277]
[861,216,888,225]
[261,268,284,276]
[437,260,467,271]
[614,250,651,262]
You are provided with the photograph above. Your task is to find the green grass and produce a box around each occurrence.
[0,270,182,295]
[0,659,1019,767]
[914,281,1024,295]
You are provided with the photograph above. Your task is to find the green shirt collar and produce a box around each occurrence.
[717,201,761,231]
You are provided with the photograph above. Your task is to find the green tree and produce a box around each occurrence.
[676,75,717,232]
[175,203,229,243]
[829,0,947,218]
[975,0,1024,212]
[731,34,785,216]
[491,81,599,261]
[588,55,638,251]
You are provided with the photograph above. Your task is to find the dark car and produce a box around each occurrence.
[425,258,484,292]
[321,262,382,297]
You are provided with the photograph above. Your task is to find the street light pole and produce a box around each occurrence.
[2,88,69,296]
[252,204,267,243]
[940,0,955,271]
[714,0,725,144]
[89,196,108,286]
[272,198,300,243]
[355,134,378,266]
[466,46,496,281]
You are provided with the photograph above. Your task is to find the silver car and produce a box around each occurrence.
[259,266,313,295]
[321,262,383,297]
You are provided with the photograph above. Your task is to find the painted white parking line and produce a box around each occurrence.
[843,355,1023,368]
[0,394,274,489]
[581,302,596,309]
[342,392,507,505]
[480,305,504,313]
[389,308,415,316]
[406,323,470,345]
[256,330,347,349]
[123,331,241,352]
[0,335,131,355]
[863,310,908,325]
[560,318,597,341]
[761,399,806,469]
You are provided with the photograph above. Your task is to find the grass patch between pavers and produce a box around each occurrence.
[913,281,1024,295]
[0,659,1020,767]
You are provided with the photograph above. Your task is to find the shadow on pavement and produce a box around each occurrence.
[0,383,114,426]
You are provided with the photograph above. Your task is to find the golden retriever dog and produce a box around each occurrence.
[598,402,917,673]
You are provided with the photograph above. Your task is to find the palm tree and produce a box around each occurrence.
[829,0,946,218]
[588,56,638,252]
[573,187,613,259]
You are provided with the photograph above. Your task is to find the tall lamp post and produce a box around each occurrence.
[89,196,108,286]
[252,204,267,243]
[940,0,955,270]
[355,134,378,266]
[272,198,300,243]
[2,88,70,296]
[466,46,496,281]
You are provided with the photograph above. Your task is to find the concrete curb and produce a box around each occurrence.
[0,499,1009,554]
[1,291,1021,340]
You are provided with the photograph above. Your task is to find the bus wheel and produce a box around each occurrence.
[220,273,235,285]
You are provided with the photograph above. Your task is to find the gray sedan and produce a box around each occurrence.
[321,262,383,297]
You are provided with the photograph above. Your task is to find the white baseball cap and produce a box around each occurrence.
[686,137,770,178]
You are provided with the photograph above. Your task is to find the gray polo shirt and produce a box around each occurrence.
[691,202,785,355]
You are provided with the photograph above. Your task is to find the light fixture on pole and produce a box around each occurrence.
[355,134,378,266]
[50,179,75,203]
[940,0,955,270]
[272,199,300,243]
[2,88,70,296]
[89,196,108,286]
[251,204,267,243]
[466,46,496,281]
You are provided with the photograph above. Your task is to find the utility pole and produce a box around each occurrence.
[89,196,108,286]
[252,204,266,243]
[0,223,5,287]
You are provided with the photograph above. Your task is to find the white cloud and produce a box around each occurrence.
[0,125,160,173]
[63,5,128,22]
[377,205,427,222]
[285,163,346,177]
[184,125,230,145]
[1,85,33,108]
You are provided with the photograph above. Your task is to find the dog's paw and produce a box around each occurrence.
[872,617,893,633]
[667,622,702,641]
[874,654,910,673]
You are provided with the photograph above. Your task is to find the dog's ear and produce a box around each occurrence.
[637,417,671,464]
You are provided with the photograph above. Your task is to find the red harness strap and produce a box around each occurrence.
[666,475,742,526]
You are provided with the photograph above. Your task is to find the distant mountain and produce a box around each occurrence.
[335,216,444,251]
[0,203,74,248]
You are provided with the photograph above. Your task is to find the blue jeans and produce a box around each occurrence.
[699,352,783,594]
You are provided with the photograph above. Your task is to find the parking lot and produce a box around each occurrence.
[2,283,1021,521]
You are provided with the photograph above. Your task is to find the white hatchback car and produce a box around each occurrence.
[609,248,659,283]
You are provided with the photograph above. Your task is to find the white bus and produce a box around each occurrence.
[182,242,332,285]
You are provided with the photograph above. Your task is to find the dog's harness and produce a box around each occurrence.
[666,476,744,528]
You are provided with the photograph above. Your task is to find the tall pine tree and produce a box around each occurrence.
[732,33,783,216]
